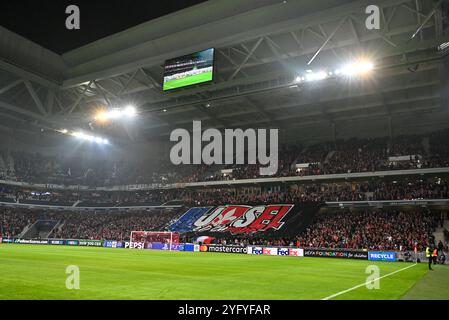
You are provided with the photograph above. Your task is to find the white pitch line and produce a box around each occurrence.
[321,263,418,300]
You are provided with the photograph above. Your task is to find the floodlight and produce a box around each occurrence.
[71,131,84,138]
[95,110,109,122]
[109,109,122,119]
[70,131,109,145]
[305,71,328,82]
[340,60,374,77]
[94,105,138,122]
[124,105,137,117]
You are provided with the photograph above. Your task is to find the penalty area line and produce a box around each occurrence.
[321,263,417,300]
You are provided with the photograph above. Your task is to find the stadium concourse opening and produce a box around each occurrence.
[1,0,449,307]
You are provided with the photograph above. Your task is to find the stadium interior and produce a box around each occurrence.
[1,0,449,300]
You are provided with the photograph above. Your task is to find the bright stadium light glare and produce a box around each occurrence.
[109,109,122,119]
[340,60,374,77]
[94,106,138,122]
[71,131,84,138]
[56,128,69,134]
[124,105,137,117]
[305,71,328,82]
[95,110,109,122]
[70,131,109,145]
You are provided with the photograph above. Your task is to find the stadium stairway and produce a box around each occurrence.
[422,137,430,156]
[433,221,449,247]
[443,219,449,231]
[443,220,449,244]
[6,153,14,174]
[21,220,59,239]
[48,221,63,238]
[17,223,33,239]
[72,200,81,207]
[0,154,5,173]
[324,150,335,164]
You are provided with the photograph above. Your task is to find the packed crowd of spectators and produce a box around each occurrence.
[1,129,449,250]
[183,209,447,252]
[296,210,438,251]
[0,208,183,241]
[0,208,41,238]
[180,235,300,248]
[0,150,160,187]
[1,129,449,186]
[51,210,181,240]
[2,205,447,252]
[172,130,449,181]
[1,176,448,207]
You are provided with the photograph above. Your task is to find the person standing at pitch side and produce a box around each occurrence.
[426,245,433,270]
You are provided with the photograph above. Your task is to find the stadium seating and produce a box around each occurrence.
[1,129,449,252]
[1,177,448,207]
[1,129,449,186]
[0,208,183,240]
[2,206,446,252]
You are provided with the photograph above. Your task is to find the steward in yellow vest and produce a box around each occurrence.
[426,246,432,270]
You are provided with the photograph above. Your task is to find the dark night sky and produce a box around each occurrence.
[0,0,208,54]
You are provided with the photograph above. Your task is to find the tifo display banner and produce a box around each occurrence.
[247,246,304,257]
[304,248,368,260]
[199,244,247,254]
[368,251,397,262]
[169,203,321,236]
[168,207,213,232]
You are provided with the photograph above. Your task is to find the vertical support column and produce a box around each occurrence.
[388,116,393,138]
[331,122,336,142]
[439,55,449,111]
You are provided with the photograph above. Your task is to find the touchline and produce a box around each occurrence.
[170,121,278,175]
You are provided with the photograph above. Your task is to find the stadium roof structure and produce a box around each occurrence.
[1,0,449,145]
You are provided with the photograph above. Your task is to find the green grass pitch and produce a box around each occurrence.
[1,244,448,300]
[163,70,213,91]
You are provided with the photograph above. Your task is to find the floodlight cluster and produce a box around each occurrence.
[296,60,374,83]
[337,60,374,76]
[95,105,137,122]
[56,128,110,145]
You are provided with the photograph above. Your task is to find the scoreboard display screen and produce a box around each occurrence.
[163,48,215,91]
